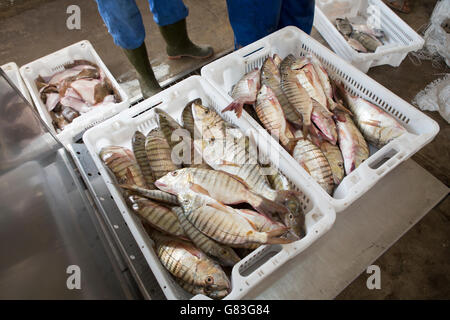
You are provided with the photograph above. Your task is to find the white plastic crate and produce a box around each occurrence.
[201,26,439,212]
[314,0,424,72]
[1,62,32,103]
[20,40,129,145]
[82,75,336,300]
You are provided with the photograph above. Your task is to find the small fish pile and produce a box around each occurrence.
[335,18,385,53]
[223,52,407,195]
[99,99,305,299]
[35,59,122,132]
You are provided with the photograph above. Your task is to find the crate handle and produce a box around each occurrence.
[242,46,265,58]
[131,101,163,118]
[230,245,290,292]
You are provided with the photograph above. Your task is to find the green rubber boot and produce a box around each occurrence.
[122,43,162,99]
[158,19,214,60]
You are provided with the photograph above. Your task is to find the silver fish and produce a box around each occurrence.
[334,108,370,174]
[338,85,407,148]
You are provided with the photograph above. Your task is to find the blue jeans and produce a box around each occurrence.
[95,0,189,49]
[226,0,315,48]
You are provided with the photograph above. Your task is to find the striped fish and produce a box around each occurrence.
[281,55,313,137]
[172,206,241,267]
[155,168,289,219]
[182,99,197,138]
[120,184,179,205]
[260,56,302,126]
[255,85,297,153]
[150,230,230,290]
[132,131,155,188]
[145,128,179,180]
[127,195,185,237]
[99,146,147,188]
[154,108,184,150]
[178,193,290,245]
[293,131,334,195]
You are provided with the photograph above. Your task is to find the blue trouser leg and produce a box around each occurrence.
[95,0,145,50]
[226,0,282,48]
[278,0,315,34]
[148,0,189,26]
[226,0,315,48]
[95,0,189,50]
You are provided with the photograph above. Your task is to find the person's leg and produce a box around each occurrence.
[226,0,282,48]
[278,0,315,34]
[149,0,213,59]
[95,0,161,98]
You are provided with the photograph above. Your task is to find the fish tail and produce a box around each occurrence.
[265,228,293,244]
[222,99,245,118]
[249,192,290,218]
[334,102,353,115]
[302,123,310,138]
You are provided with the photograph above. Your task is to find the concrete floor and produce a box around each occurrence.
[0,0,448,299]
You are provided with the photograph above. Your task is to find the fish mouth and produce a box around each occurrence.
[154,181,167,189]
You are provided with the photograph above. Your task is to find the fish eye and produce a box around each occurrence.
[205,109,210,114]
[338,163,343,168]
[205,276,214,285]
[221,249,228,255]
[289,213,294,220]
[171,171,178,176]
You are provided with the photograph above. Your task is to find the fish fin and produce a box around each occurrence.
[251,192,290,218]
[360,119,382,127]
[300,162,311,175]
[190,183,211,197]
[302,124,310,139]
[334,102,353,115]
[266,228,293,244]
[222,99,245,118]
[207,201,229,211]
[221,160,241,167]
[217,170,252,189]
[179,242,203,259]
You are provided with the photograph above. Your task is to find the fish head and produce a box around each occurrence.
[205,288,230,300]
[214,246,241,267]
[272,53,283,67]
[132,131,145,145]
[290,57,310,72]
[154,168,190,194]
[275,191,306,238]
[154,108,181,130]
[199,261,231,291]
